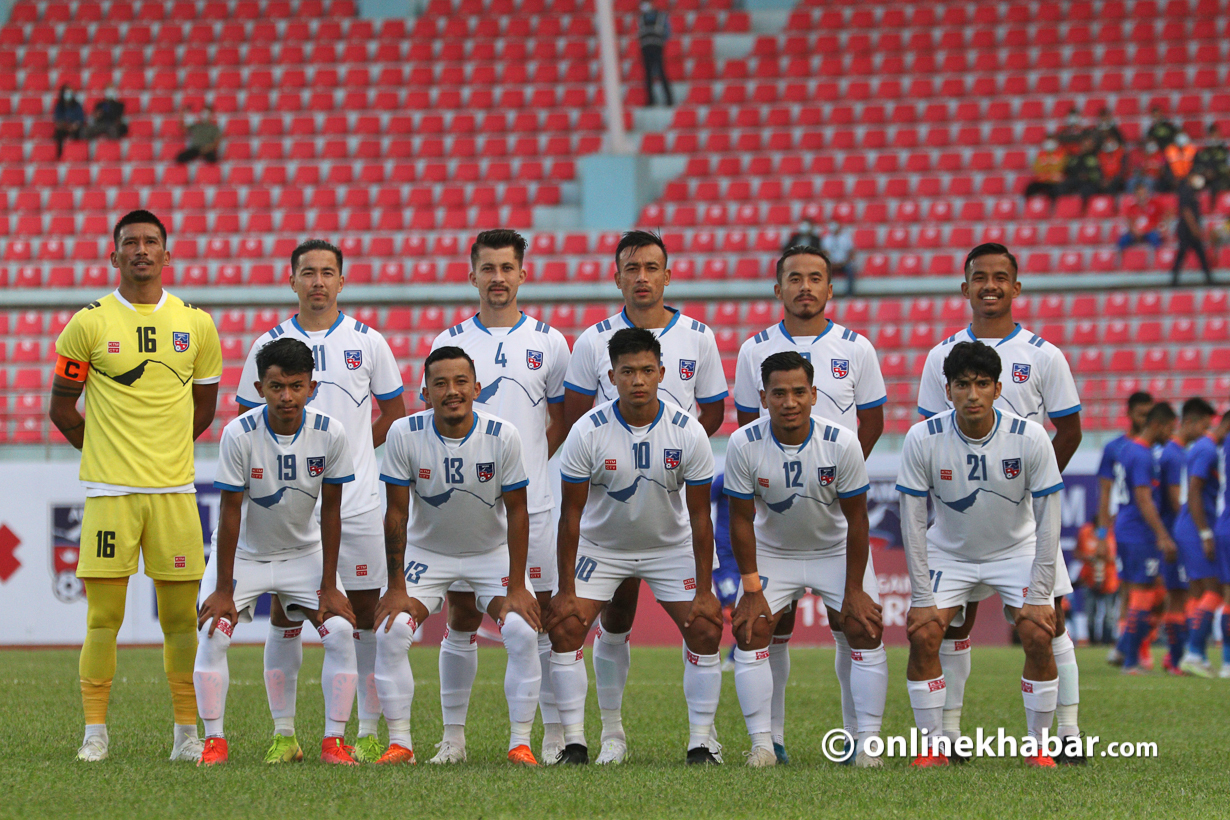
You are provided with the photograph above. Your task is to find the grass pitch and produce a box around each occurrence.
[1,644,1223,819]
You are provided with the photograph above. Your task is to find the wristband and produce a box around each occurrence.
[1095,527,1108,540]
[1200,528,1215,540]
[741,572,762,593]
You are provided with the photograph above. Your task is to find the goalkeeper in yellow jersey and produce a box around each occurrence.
[49,210,222,762]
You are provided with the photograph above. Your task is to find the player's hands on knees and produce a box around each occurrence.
[499,587,542,632]
[544,591,585,633]
[198,591,238,635]
[684,589,724,631]
[841,586,883,639]
[1015,603,1056,637]
[731,590,772,645]
[1159,535,1178,564]
[318,587,356,627]
[906,605,944,639]
[375,588,416,632]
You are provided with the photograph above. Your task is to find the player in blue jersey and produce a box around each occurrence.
[1176,408,1230,676]
[1113,402,1178,673]
[1212,416,1230,677]
[710,473,740,671]
[732,245,887,764]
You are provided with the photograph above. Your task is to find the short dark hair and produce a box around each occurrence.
[290,239,343,275]
[113,209,167,248]
[964,242,1019,279]
[761,351,814,387]
[607,327,661,367]
[471,229,527,268]
[1127,391,1154,411]
[776,245,831,283]
[1182,397,1217,420]
[942,341,1002,384]
[1146,401,1177,426]
[614,230,668,268]
[424,345,476,379]
[256,337,315,380]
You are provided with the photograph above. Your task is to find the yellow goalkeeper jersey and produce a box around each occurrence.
[55,289,222,492]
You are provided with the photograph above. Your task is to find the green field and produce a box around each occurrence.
[2,644,1223,819]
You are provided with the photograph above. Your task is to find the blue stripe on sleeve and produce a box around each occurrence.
[734,401,759,414]
[379,473,411,486]
[696,390,729,404]
[501,479,530,492]
[856,396,887,410]
[685,477,714,485]
[561,474,590,484]
[917,406,937,418]
[723,488,755,499]
[837,483,871,499]
[1032,482,1065,498]
[322,474,355,485]
[895,484,929,497]
[546,394,566,404]
[213,481,246,492]
[1047,404,1081,419]
[563,380,597,397]
[374,386,405,400]
[236,396,260,408]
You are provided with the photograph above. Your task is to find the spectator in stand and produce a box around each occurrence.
[1129,141,1167,192]
[820,221,856,295]
[1024,136,1066,202]
[1056,107,1086,155]
[783,217,822,250]
[1164,132,1197,190]
[175,106,222,164]
[1118,184,1166,253]
[1099,139,1128,194]
[83,87,128,141]
[637,1,673,107]
[1194,123,1229,199]
[53,84,85,160]
[1146,105,1179,149]
[1093,107,1124,149]
[1064,135,1104,203]
[1172,174,1214,286]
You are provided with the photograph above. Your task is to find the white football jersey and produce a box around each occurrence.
[558,398,715,552]
[733,319,887,428]
[916,324,1081,422]
[723,415,870,557]
[896,409,1064,562]
[237,313,404,519]
[380,408,529,556]
[563,307,728,416]
[427,312,569,515]
[214,406,355,560]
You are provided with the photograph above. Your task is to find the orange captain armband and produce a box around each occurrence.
[55,354,89,382]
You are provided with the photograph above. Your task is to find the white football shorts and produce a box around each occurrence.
[403,544,530,615]
[449,510,557,596]
[737,549,881,617]
[200,549,337,623]
[572,541,699,603]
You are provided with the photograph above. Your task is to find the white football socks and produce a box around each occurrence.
[939,637,971,743]
[500,613,542,750]
[733,647,773,744]
[1051,631,1081,740]
[593,626,630,742]
[849,644,888,743]
[906,676,947,750]
[263,623,302,737]
[438,627,478,741]
[537,631,562,740]
[831,631,857,734]
[193,619,233,738]
[318,616,358,738]
[683,646,721,750]
[353,628,381,738]
[1022,677,1059,741]
[374,612,416,749]
[768,633,791,745]
[550,649,588,746]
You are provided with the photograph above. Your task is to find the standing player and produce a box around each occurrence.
[1177,409,1230,675]
[725,352,885,767]
[915,243,1083,760]
[561,231,727,764]
[1113,402,1178,673]
[50,210,221,762]
[897,342,1066,767]
[235,239,405,763]
[373,346,543,765]
[424,230,570,765]
[732,245,887,764]
[547,329,723,765]
[194,338,359,765]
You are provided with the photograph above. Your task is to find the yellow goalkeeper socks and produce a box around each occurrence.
[155,579,201,726]
[80,578,129,725]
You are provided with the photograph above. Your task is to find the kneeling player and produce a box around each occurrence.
[373,346,543,765]
[195,338,359,765]
[725,352,884,767]
[546,328,724,765]
[896,341,1065,767]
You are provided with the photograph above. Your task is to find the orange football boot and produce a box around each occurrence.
[508,745,539,766]
[321,737,359,765]
[375,744,416,765]
[198,737,228,767]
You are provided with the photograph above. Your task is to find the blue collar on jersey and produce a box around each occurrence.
[953,408,1002,446]
[613,399,665,433]
[472,311,528,335]
[262,405,305,444]
[620,306,681,337]
[966,323,1022,346]
[770,418,815,452]
[291,312,345,338]
[432,411,478,446]
[777,319,833,344]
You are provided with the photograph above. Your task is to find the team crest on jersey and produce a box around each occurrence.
[173,332,190,352]
[1002,458,1022,479]
[831,358,850,379]
[679,359,696,380]
[818,466,836,485]
[664,449,682,470]
[1012,362,1031,383]
[344,349,363,370]
[477,462,494,482]
[307,457,325,477]
[526,349,543,370]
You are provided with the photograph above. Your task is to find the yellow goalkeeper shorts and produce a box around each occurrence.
[77,493,205,581]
